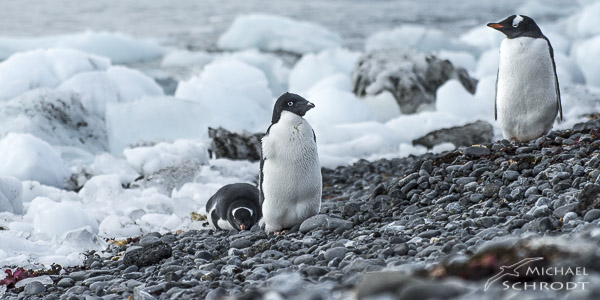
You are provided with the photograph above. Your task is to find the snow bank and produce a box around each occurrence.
[289,48,360,94]
[123,139,209,175]
[0,89,108,152]
[0,177,22,214]
[0,31,164,63]
[0,49,109,100]
[88,154,140,184]
[218,14,341,54]
[366,25,471,53]
[0,133,70,188]
[58,66,164,118]
[175,59,273,133]
[106,97,211,154]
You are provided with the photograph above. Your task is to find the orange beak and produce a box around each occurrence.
[487,23,504,29]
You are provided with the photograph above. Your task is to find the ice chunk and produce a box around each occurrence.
[219,49,290,96]
[0,89,108,152]
[88,153,140,184]
[123,139,209,175]
[459,26,504,52]
[0,133,70,188]
[218,14,341,54]
[436,79,491,119]
[161,49,213,69]
[436,50,477,72]
[175,59,273,133]
[564,2,600,38]
[362,91,402,123]
[105,96,211,154]
[554,52,585,85]
[79,174,124,204]
[28,197,99,237]
[366,25,472,53]
[305,87,374,125]
[98,215,142,238]
[0,49,110,100]
[58,66,164,118]
[289,48,360,94]
[0,176,22,214]
[0,31,164,63]
[475,49,500,78]
[572,35,600,87]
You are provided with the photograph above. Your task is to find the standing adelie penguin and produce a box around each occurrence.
[260,92,322,233]
[206,183,261,231]
[488,15,563,142]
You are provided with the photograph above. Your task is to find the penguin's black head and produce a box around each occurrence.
[487,15,544,39]
[228,205,257,231]
[271,92,315,124]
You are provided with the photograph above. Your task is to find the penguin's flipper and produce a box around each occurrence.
[259,125,273,206]
[494,68,499,121]
[312,129,317,143]
[546,39,563,121]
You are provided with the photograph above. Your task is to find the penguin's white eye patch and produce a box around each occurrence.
[287,101,294,106]
[513,15,523,27]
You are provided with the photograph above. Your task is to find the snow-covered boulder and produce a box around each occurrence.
[0,89,108,152]
[58,66,164,118]
[412,120,493,149]
[352,49,478,114]
[208,127,263,161]
[0,133,70,188]
[0,31,164,63]
[123,139,209,176]
[217,14,342,54]
[175,59,273,133]
[105,96,210,154]
[0,176,23,214]
[0,49,110,100]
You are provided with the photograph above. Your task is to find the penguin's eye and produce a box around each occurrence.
[287,101,294,106]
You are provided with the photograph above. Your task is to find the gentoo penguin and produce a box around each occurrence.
[259,92,322,233]
[488,15,563,142]
[205,183,261,231]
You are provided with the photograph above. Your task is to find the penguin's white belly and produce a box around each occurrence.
[497,37,558,141]
[261,114,322,232]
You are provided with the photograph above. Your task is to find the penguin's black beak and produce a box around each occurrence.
[305,102,315,110]
[487,23,504,30]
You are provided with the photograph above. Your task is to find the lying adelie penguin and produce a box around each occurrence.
[259,92,322,234]
[206,183,261,231]
[488,15,563,142]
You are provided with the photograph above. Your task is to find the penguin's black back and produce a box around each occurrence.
[206,183,260,222]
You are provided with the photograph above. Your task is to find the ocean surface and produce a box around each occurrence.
[0,0,576,50]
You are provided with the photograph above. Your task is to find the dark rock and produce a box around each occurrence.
[123,242,173,267]
[413,121,493,149]
[553,204,577,218]
[576,184,600,215]
[352,48,477,114]
[24,281,46,295]
[230,238,252,249]
[584,209,600,222]
[325,247,348,262]
[208,127,264,161]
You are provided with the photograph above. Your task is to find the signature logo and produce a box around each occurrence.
[484,257,544,291]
